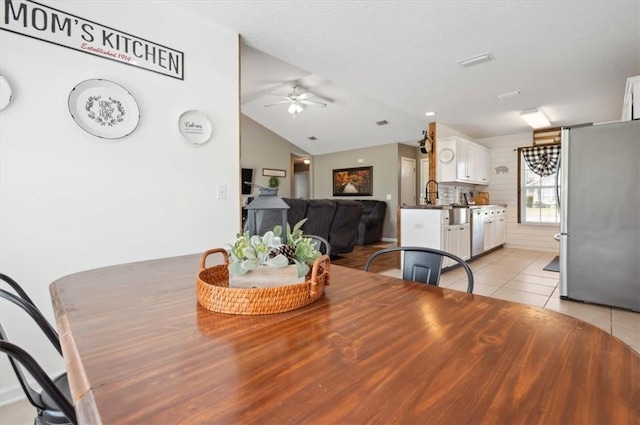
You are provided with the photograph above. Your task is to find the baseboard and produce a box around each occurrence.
[0,383,26,407]
[1,367,67,407]
[381,237,397,243]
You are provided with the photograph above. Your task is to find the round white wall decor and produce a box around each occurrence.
[68,79,140,139]
[178,110,212,144]
[0,75,13,111]
[439,148,454,163]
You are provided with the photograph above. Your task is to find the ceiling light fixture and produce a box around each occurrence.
[458,52,494,68]
[520,108,551,129]
[303,159,310,165]
[288,102,304,116]
[425,111,436,116]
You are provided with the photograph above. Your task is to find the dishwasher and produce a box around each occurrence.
[471,207,485,257]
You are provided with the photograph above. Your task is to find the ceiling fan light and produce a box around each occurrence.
[288,102,304,115]
[520,108,551,129]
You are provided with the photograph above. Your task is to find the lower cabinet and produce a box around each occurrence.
[483,207,506,251]
[443,223,471,268]
[400,208,472,269]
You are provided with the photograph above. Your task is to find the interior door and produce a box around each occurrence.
[401,157,416,206]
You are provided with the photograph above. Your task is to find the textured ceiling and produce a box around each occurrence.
[171,1,640,155]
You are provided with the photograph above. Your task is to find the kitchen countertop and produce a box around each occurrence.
[401,204,507,209]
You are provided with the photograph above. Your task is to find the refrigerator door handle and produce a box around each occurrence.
[555,160,561,210]
[560,129,570,235]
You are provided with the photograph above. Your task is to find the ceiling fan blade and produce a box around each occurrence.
[296,92,312,100]
[264,101,291,107]
[299,99,327,107]
[266,93,293,101]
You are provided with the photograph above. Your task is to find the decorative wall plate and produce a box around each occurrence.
[68,79,140,139]
[178,110,212,144]
[0,76,12,111]
[439,148,454,163]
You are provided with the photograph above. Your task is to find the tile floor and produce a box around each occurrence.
[2,248,638,424]
[381,247,640,354]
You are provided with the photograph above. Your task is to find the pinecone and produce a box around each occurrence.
[276,244,296,262]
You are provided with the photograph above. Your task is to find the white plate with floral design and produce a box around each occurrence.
[68,79,140,139]
[0,75,12,111]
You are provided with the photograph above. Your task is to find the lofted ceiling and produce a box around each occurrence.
[171,1,640,156]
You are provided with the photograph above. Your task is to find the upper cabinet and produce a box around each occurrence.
[436,136,490,185]
[622,76,640,121]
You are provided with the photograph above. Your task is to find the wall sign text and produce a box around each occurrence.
[1,0,184,80]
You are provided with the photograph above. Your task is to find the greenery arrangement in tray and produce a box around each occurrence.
[227,218,321,278]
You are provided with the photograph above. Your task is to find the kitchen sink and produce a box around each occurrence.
[449,206,469,225]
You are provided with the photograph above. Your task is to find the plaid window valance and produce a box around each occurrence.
[522,145,561,177]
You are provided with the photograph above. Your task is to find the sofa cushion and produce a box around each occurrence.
[355,200,387,245]
[329,200,364,254]
[283,198,308,229]
[302,199,337,238]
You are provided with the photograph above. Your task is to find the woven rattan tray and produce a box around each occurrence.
[196,248,330,315]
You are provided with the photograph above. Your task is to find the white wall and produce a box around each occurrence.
[0,1,240,403]
[477,133,560,252]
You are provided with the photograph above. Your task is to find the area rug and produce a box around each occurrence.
[543,256,560,272]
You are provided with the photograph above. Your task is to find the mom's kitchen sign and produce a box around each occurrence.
[1,0,184,80]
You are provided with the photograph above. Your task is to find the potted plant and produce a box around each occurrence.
[226,218,321,287]
[268,175,280,188]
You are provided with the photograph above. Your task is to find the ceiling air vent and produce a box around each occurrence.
[496,90,522,100]
[308,136,317,141]
[458,52,494,68]
[376,120,389,126]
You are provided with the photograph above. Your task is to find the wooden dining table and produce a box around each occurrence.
[50,253,640,425]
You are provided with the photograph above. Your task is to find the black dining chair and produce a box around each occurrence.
[0,273,38,309]
[304,234,331,257]
[0,340,77,425]
[364,246,474,293]
[0,274,74,425]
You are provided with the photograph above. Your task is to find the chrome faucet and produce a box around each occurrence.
[425,180,439,205]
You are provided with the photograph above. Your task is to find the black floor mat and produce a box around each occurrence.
[543,256,560,272]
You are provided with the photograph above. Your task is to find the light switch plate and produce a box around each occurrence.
[217,184,227,199]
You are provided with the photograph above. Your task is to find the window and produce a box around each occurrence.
[518,144,561,224]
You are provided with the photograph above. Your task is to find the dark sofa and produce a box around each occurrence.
[355,200,387,245]
[251,198,364,256]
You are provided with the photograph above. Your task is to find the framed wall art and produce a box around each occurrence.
[262,168,286,177]
[332,166,373,196]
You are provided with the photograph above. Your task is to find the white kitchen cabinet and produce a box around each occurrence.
[477,147,491,185]
[445,223,471,267]
[495,208,506,246]
[483,207,506,251]
[437,136,490,185]
[400,208,469,269]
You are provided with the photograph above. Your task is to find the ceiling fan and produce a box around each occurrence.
[264,82,327,118]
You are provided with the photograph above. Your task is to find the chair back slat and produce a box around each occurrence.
[304,234,331,257]
[365,246,474,293]
[0,341,77,424]
[0,273,74,425]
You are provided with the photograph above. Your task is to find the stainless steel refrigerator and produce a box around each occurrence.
[559,120,640,311]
